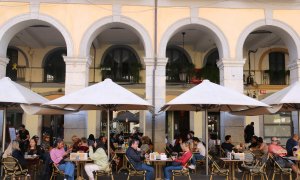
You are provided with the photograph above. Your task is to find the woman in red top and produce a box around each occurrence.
[164,141,192,180]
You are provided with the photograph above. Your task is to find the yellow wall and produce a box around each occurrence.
[0,2,29,26]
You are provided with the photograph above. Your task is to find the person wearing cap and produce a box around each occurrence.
[268,136,300,174]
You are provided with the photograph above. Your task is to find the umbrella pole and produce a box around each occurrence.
[107,109,110,160]
[2,107,6,153]
[205,108,209,176]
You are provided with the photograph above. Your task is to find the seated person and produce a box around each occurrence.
[40,133,52,153]
[269,137,300,175]
[255,137,268,155]
[188,137,205,170]
[84,141,109,180]
[286,134,299,156]
[78,137,89,152]
[221,135,234,153]
[11,140,27,169]
[248,136,258,149]
[235,142,246,152]
[164,141,192,180]
[27,138,43,156]
[126,139,154,180]
[71,135,81,152]
[50,138,75,180]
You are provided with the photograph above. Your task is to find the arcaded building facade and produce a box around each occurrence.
[1,0,300,149]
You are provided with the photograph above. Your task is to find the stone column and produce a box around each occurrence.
[64,56,91,143]
[144,57,168,152]
[217,59,246,144]
[0,57,9,78]
[23,114,42,143]
[288,60,300,134]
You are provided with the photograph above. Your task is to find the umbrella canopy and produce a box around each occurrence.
[0,77,48,106]
[161,79,269,175]
[0,77,48,152]
[114,111,139,123]
[231,81,300,116]
[161,79,268,111]
[45,78,152,158]
[44,78,152,111]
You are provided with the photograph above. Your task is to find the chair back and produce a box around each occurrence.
[2,156,23,174]
[243,151,256,166]
[125,155,137,171]
[269,153,285,171]
[208,155,222,172]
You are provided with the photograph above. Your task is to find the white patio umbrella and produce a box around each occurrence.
[0,77,48,152]
[231,81,300,116]
[160,79,269,175]
[44,78,152,159]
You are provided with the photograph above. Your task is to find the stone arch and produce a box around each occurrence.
[80,16,153,60]
[236,19,300,63]
[100,45,141,66]
[203,48,218,67]
[42,47,67,68]
[166,45,193,64]
[159,18,230,60]
[0,13,74,57]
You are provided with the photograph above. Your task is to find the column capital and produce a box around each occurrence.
[144,57,168,66]
[217,58,246,68]
[0,57,9,65]
[63,56,92,66]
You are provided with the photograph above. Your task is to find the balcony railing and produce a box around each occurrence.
[243,70,290,86]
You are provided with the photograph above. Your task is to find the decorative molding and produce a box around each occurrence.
[0,57,9,65]
[30,0,40,18]
[63,56,92,67]
[112,3,121,22]
[190,6,199,23]
[265,8,273,25]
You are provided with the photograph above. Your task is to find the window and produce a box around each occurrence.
[202,49,220,84]
[263,112,292,145]
[44,49,66,83]
[101,46,141,83]
[269,52,286,85]
[6,48,18,81]
[166,47,194,82]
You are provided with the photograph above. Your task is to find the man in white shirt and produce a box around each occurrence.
[188,137,205,170]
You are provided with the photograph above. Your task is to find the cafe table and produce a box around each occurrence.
[148,158,173,180]
[114,149,128,173]
[65,157,93,180]
[220,158,244,180]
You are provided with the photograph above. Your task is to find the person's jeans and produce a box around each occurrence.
[191,153,205,165]
[135,163,154,180]
[58,162,75,180]
[164,165,183,180]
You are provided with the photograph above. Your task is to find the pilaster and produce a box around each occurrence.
[0,57,9,78]
[217,58,246,144]
[64,56,91,142]
[288,60,300,84]
[144,57,168,152]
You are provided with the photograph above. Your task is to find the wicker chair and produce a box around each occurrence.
[2,156,29,180]
[269,154,292,180]
[208,155,229,180]
[125,155,146,180]
[171,155,192,180]
[242,153,269,180]
[50,163,65,180]
[95,157,115,180]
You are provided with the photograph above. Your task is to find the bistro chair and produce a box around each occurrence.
[95,155,115,180]
[2,156,29,180]
[208,155,229,180]
[242,153,269,180]
[125,155,146,180]
[50,163,65,180]
[269,154,292,180]
[171,156,192,180]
